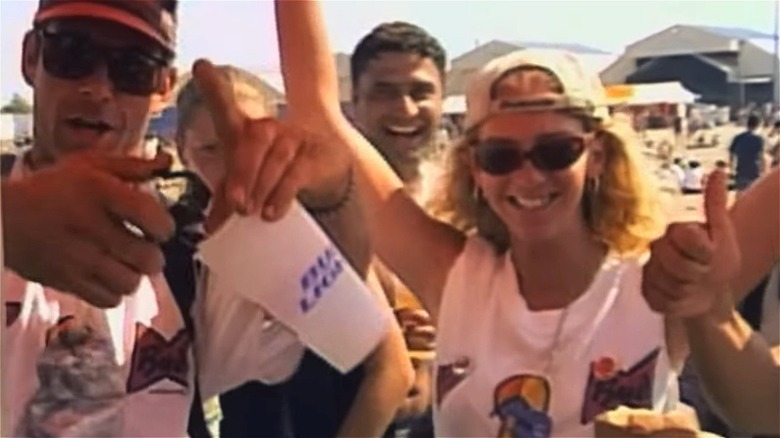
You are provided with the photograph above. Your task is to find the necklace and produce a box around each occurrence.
[540,303,572,378]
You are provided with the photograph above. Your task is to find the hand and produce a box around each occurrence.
[191,59,352,233]
[3,151,175,308]
[395,308,436,352]
[642,170,740,318]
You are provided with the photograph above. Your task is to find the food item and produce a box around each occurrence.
[16,320,126,437]
[594,406,704,438]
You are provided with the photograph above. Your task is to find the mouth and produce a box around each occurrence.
[383,125,425,138]
[64,116,113,134]
[506,194,559,211]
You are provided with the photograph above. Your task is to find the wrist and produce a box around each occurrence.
[300,166,354,215]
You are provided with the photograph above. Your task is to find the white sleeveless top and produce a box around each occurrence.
[434,236,678,437]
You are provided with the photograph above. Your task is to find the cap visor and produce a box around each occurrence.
[35,2,169,49]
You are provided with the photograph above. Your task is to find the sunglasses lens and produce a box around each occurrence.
[475,140,524,175]
[106,51,161,96]
[41,32,99,80]
[40,30,162,96]
[532,137,586,171]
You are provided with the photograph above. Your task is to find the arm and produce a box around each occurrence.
[729,167,780,300]
[275,0,464,319]
[685,298,780,435]
[335,267,415,437]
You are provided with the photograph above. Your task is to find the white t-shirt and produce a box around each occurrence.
[434,236,678,437]
[1,159,307,437]
[193,266,305,399]
[2,271,194,437]
[682,168,704,191]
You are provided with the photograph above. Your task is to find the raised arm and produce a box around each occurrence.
[729,167,779,300]
[685,305,780,435]
[274,0,464,317]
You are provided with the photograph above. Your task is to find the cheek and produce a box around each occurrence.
[190,155,226,191]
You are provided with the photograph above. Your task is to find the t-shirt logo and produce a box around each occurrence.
[580,348,660,424]
[126,324,190,394]
[492,375,552,438]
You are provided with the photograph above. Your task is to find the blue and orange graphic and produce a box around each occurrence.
[492,375,553,438]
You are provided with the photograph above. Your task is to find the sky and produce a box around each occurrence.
[1,0,778,103]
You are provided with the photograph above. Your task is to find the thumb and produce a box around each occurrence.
[703,169,730,239]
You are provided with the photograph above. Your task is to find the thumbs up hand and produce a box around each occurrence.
[642,170,741,318]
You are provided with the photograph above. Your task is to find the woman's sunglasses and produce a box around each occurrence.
[473,135,587,175]
[37,27,169,96]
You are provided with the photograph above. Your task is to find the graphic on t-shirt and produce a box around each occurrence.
[126,323,190,394]
[580,348,660,424]
[492,374,552,438]
[436,356,472,406]
[5,301,21,326]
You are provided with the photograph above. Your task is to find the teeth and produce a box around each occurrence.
[386,126,420,135]
[508,195,554,210]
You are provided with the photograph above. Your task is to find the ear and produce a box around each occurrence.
[21,31,39,87]
[586,131,607,179]
[151,67,177,113]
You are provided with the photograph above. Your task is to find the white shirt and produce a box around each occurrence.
[681,168,704,191]
[1,159,307,437]
[434,236,678,437]
[193,266,305,399]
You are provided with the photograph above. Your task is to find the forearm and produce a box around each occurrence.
[306,170,372,277]
[336,334,413,437]
[729,167,780,299]
[336,269,414,437]
[685,308,780,434]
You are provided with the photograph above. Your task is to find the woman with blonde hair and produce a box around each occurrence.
[309,47,681,436]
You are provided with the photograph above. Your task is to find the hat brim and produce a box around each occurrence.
[34,2,170,51]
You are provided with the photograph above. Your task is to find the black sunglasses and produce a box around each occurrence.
[474,135,587,175]
[36,27,169,96]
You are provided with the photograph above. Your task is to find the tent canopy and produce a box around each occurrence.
[605,81,698,106]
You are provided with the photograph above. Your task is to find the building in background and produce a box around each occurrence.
[601,25,778,109]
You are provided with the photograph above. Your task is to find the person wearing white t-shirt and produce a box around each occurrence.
[3,2,410,437]
[274,20,688,434]
[681,161,704,194]
[174,64,413,438]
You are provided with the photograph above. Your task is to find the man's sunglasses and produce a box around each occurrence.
[473,135,587,175]
[36,27,169,96]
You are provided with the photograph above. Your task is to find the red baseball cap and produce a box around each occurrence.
[33,0,177,54]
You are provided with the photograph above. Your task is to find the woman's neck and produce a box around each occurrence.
[510,225,608,311]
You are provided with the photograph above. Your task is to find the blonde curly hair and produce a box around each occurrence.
[426,116,665,256]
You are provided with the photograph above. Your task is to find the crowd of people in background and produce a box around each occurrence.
[1,1,778,438]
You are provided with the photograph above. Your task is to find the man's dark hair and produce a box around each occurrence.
[747,114,761,130]
[350,21,447,89]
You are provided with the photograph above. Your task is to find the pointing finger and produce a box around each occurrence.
[192,59,244,151]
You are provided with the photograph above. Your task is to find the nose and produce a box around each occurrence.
[392,94,419,118]
[77,63,113,101]
[509,158,546,186]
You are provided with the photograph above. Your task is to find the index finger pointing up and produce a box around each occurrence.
[192,59,244,149]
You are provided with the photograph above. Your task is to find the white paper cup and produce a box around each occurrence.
[197,202,390,373]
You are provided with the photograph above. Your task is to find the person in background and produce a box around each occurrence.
[347,21,448,438]
[681,160,704,194]
[670,157,686,187]
[174,64,413,438]
[729,114,766,191]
